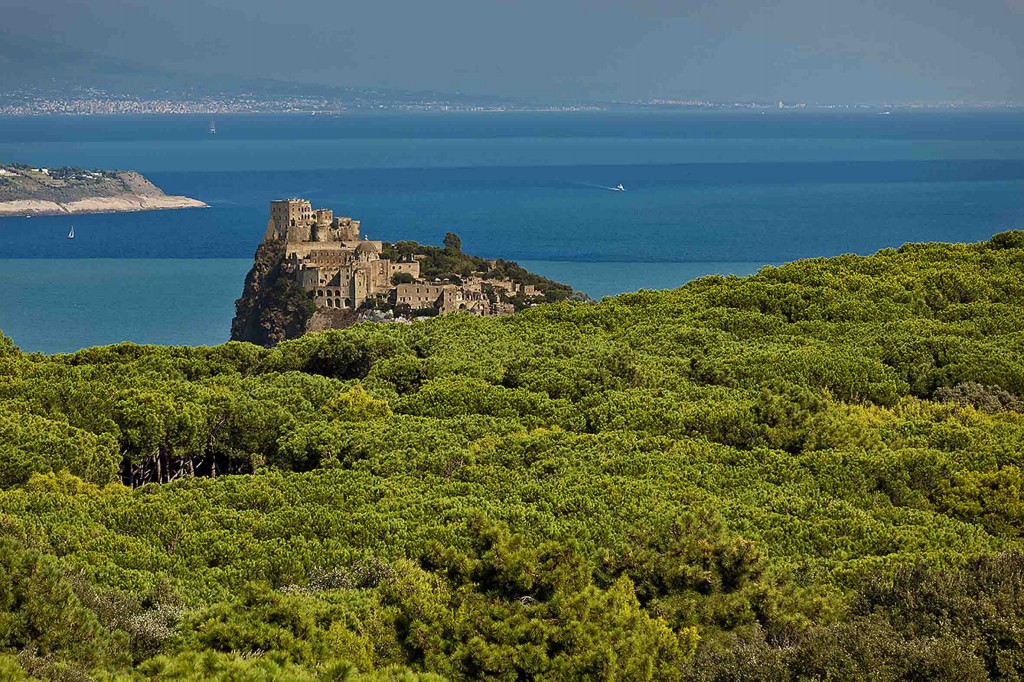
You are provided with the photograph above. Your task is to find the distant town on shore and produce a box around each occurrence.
[1,85,1019,116]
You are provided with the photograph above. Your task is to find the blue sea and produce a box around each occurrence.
[1,111,1023,353]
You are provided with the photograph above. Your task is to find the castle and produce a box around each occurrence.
[264,199,543,317]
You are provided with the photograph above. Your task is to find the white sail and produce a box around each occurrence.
[67,226,74,239]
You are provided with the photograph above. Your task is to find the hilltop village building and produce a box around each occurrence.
[265,199,543,316]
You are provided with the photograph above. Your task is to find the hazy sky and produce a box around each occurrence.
[4,0,1023,102]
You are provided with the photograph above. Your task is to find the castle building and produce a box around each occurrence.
[263,199,543,316]
[266,199,419,310]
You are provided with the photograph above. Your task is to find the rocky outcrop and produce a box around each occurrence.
[230,241,316,347]
[231,201,585,347]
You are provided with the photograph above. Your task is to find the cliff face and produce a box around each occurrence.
[230,241,316,347]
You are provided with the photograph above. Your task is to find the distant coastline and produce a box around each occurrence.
[0,93,1020,117]
[0,164,206,216]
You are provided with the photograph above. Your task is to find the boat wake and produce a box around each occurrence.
[571,181,627,192]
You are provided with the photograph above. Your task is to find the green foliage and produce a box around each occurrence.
[271,278,317,321]
[0,536,125,680]
[0,412,119,487]
[323,386,393,422]
[442,232,462,254]
[0,333,19,357]
[0,655,37,682]
[990,229,1024,250]
[391,272,416,285]
[687,551,1024,680]
[1,232,1024,678]
[380,239,576,302]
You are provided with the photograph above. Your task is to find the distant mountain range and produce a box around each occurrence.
[5,31,1013,113]
[0,31,173,93]
[0,30,546,110]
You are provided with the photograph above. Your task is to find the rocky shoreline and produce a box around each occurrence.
[0,194,207,216]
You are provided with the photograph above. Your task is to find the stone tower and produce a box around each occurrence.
[265,199,313,241]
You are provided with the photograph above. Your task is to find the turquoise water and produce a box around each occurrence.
[1,112,1022,353]
[0,259,766,353]
[518,261,770,299]
[0,260,252,353]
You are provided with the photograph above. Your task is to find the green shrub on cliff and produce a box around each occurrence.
[381,234,575,302]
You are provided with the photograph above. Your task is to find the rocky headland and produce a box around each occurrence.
[231,239,324,347]
[0,164,206,216]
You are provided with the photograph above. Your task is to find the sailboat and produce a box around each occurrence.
[67,225,74,239]
[209,120,217,134]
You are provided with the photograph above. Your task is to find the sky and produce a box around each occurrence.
[3,0,1023,103]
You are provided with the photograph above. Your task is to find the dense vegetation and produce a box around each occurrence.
[3,232,1024,680]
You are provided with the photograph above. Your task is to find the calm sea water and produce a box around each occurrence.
[1,112,1022,353]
